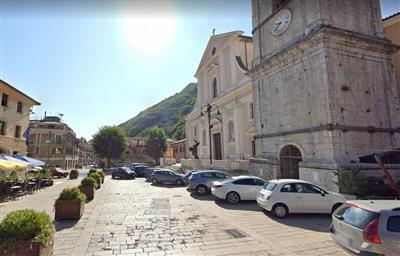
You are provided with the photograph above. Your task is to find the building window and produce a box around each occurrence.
[0,121,5,135]
[251,140,256,157]
[212,78,218,99]
[15,126,21,138]
[17,101,23,113]
[55,135,62,144]
[35,147,39,154]
[202,129,207,145]
[228,121,235,142]
[212,47,216,55]
[1,93,8,107]
[250,103,254,119]
[194,126,197,137]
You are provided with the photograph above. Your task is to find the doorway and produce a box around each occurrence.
[280,145,302,179]
[213,133,222,160]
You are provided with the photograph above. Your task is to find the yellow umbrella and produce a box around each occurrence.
[0,159,29,171]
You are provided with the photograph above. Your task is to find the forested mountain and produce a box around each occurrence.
[119,83,197,140]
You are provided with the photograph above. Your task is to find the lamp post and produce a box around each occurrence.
[199,102,221,169]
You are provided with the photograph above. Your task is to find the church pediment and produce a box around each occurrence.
[195,31,244,77]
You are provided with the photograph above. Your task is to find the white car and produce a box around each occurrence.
[211,176,267,204]
[257,179,346,218]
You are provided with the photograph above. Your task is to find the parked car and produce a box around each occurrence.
[145,168,159,182]
[257,179,346,218]
[331,200,400,256]
[51,167,68,178]
[183,170,196,185]
[133,165,150,177]
[124,163,141,171]
[187,170,231,195]
[111,167,136,179]
[211,176,267,204]
[151,170,185,185]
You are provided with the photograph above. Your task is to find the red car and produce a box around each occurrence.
[51,167,69,178]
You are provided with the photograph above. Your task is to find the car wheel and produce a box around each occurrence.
[331,203,342,214]
[152,178,158,184]
[176,179,183,186]
[273,203,288,218]
[112,175,115,179]
[226,191,240,204]
[196,185,208,195]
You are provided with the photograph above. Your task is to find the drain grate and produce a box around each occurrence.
[172,195,182,197]
[224,229,248,239]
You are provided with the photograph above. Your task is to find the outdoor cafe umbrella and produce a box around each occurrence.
[0,159,29,172]
[13,154,46,167]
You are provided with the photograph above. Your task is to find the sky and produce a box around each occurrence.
[0,0,399,140]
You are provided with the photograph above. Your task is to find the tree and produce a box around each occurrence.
[144,126,167,166]
[91,126,127,168]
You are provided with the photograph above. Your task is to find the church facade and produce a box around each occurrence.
[183,31,255,172]
[249,0,400,191]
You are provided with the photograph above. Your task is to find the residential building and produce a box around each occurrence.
[0,79,40,155]
[383,12,400,98]
[171,139,186,163]
[28,115,79,169]
[78,137,95,166]
[249,0,400,191]
[122,137,154,164]
[184,31,254,172]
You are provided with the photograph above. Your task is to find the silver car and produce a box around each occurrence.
[150,169,185,185]
[187,170,231,195]
[331,200,400,256]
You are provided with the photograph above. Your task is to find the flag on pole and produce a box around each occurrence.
[23,128,30,145]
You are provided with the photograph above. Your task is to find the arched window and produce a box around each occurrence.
[212,47,216,55]
[228,121,234,142]
[212,78,218,99]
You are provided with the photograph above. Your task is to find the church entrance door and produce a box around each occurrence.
[213,133,222,160]
[280,145,302,179]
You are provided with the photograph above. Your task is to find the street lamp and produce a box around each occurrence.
[199,102,221,169]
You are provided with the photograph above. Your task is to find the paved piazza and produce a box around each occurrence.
[0,175,351,256]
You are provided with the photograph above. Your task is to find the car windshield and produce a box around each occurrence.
[264,182,277,191]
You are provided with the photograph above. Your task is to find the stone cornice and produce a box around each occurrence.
[250,25,400,75]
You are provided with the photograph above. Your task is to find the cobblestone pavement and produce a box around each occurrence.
[51,177,351,256]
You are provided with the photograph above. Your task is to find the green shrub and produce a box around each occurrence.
[5,172,18,183]
[69,169,79,179]
[57,187,85,203]
[0,209,53,248]
[89,173,101,186]
[335,168,368,196]
[88,169,98,176]
[97,171,105,181]
[38,169,53,181]
[80,177,97,188]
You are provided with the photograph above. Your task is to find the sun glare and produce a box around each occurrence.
[123,14,177,55]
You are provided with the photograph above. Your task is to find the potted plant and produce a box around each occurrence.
[79,177,96,201]
[97,171,105,184]
[69,169,79,179]
[87,169,98,177]
[89,173,101,189]
[54,187,85,221]
[0,209,54,256]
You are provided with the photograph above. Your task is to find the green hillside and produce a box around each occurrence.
[119,83,198,140]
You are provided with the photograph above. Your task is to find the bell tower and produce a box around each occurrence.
[250,0,400,191]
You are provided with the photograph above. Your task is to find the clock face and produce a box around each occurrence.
[271,9,292,36]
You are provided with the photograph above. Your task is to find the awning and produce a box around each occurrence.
[13,154,46,166]
[0,159,29,171]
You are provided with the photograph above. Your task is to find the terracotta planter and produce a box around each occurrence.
[6,236,53,256]
[55,200,84,221]
[79,185,95,201]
